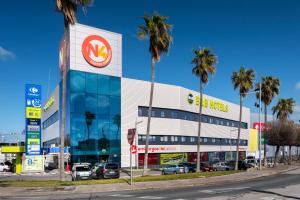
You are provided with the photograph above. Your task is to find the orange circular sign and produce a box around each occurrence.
[81,35,112,68]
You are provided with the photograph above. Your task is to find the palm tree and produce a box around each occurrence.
[272,98,295,121]
[191,48,217,172]
[55,0,92,181]
[138,13,172,175]
[113,114,121,140]
[85,111,95,140]
[255,76,280,165]
[231,67,255,170]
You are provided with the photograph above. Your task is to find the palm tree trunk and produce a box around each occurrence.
[196,80,203,172]
[274,145,279,167]
[289,145,292,165]
[143,58,155,176]
[60,27,68,181]
[263,104,267,166]
[282,146,285,164]
[235,95,243,170]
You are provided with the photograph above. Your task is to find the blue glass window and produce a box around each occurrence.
[70,71,85,92]
[98,95,110,118]
[85,94,97,113]
[98,75,110,95]
[70,93,85,114]
[110,76,121,96]
[86,73,97,94]
[68,71,121,165]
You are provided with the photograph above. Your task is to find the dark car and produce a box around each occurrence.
[226,160,251,170]
[180,162,196,173]
[201,162,214,172]
[92,163,120,179]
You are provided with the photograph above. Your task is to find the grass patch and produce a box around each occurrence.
[0,171,240,188]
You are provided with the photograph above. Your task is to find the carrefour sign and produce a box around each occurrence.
[187,93,229,113]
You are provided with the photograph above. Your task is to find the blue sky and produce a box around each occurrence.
[0,0,300,138]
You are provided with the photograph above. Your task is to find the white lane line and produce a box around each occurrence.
[138,196,166,199]
[108,194,136,198]
[260,197,278,200]
[199,187,250,194]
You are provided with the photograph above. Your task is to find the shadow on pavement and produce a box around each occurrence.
[252,189,300,199]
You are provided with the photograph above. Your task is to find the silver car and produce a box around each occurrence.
[72,164,92,181]
[162,164,188,175]
[214,162,232,171]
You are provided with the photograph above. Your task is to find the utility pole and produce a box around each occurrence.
[259,82,262,170]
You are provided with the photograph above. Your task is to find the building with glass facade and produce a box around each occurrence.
[41,23,250,168]
[68,71,121,164]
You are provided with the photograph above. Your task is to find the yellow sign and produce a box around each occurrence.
[43,96,55,111]
[26,107,41,119]
[27,138,40,145]
[160,153,187,165]
[248,129,258,152]
[24,155,44,172]
[188,93,229,113]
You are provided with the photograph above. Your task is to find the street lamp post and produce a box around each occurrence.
[258,82,262,170]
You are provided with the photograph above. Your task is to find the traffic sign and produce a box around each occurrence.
[127,128,136,145]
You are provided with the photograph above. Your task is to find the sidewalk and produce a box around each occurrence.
[0,164,299,197]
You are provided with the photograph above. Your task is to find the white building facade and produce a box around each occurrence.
[42,23,250,168]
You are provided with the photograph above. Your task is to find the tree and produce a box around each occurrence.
[191,48,217,172]
[255,76,280,165]
[231,67,255,170]
[138,13,172,175]
[272,98,295,164]
[55,0,92,181]
[272,98,295,121]
[265,120,294,165]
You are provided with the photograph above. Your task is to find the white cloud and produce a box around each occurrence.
[295,82,300,90]
[0,46,15,61]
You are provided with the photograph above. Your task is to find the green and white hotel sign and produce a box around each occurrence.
[187,93,229,113]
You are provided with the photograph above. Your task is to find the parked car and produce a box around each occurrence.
[226,160,251,170]
[180,162,196,173]
[92,163,120,179]
[162,164,187,175]
[214,162,233,171]
[201,162,214,172]
[245,159,258,169]
[72,164,92,181]
[0,162,12,172]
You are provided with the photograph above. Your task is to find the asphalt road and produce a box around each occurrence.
[1,169,300,200]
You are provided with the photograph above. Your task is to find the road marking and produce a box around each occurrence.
[138,196,166,199]
[199,187,250,194]
[108,194,136,198]
[260,197,279,200]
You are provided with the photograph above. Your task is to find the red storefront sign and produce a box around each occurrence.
[253,122,265,132]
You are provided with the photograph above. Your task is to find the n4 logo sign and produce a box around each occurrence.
[82,35,112,68]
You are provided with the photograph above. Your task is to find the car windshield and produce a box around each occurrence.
[76,166,90,171]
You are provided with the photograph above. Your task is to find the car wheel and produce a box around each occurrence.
[162,171,165,175]
[173,171,177,174]
[3,169,7,172]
